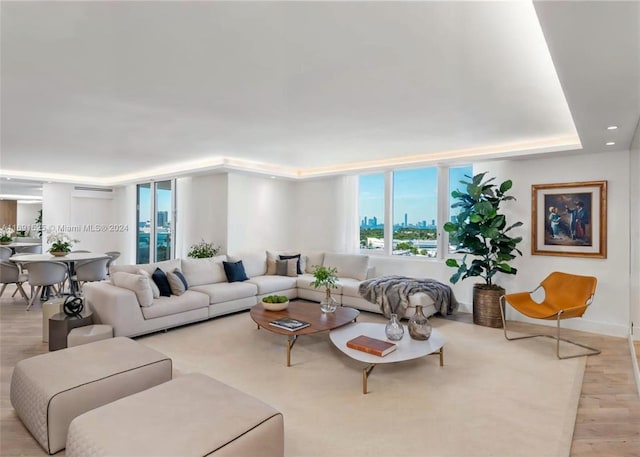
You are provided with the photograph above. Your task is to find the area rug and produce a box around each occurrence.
[138,310,585,457]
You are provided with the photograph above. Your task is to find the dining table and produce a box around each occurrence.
[1,241,42,255]
[10,252,110,298]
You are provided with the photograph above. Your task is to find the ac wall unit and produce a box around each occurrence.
[71,186,114,199]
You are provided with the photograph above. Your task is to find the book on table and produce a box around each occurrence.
[268,317,310,331]
[346,334,397,357]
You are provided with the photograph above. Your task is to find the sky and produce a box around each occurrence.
[138,184,172,222]
[359,166,472,226]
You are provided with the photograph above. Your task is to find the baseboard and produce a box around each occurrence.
[629,333,640,398]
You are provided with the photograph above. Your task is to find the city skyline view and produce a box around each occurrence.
[359,166,472,228]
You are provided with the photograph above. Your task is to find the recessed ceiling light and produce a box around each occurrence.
[607,125,618,130]
[606,142,615,146]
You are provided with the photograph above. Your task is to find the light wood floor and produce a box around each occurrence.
[1,289,639,457]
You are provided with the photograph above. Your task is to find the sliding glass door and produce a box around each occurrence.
[136,180,175,264]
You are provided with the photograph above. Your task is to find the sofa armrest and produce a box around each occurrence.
[83,282,146,337]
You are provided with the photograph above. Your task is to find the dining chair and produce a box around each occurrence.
[105,251,121,274]
[0,260,30,302]
[25,262,68,311]
[499,271,600,359]
[0,246,12,260]
[71,257,109,295]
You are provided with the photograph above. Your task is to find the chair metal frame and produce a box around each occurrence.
[499,272,601,360]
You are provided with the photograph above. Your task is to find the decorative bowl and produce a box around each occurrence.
[261,298,289,311]
[50,251,68,257]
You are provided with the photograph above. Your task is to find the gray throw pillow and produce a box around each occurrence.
[276,259,297,277]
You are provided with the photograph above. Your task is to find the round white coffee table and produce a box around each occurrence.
[330,322,445,394]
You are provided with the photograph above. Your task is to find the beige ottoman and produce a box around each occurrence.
[10,337,172,454]
[66,373,284,457]
[67,324,113,347]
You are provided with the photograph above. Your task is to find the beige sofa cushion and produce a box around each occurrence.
[65,373,284,457]
[190,281,258,304]
[337,277,364,298]
[323,253,369,281]
[111,259,181,277]
[303,251,325,273]
[180,255,227,286]
[228,252,267,277]
[141,290,210,319]
[111,272,154,307]
[296,273,343,294]
[247,275,298,295]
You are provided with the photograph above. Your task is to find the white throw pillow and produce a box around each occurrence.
[139,269,160,298]
[112,271,154,307]
[266,258,277,275]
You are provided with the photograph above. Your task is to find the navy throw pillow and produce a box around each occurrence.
[152,267,172,297]
[279,254,302,275]
[223,260,249,283]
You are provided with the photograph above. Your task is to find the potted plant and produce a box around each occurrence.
[444,172,523,328]
[310,265,339,313]
[47,230,79,256]
[260,294,290,311]
[0,226,13,245]
[187,240,220,259]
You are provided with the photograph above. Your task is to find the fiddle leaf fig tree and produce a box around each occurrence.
[444,172,523,289]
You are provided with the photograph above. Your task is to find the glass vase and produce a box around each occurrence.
[320,288,337,313]
[408,305,432,340]
[385,313,404,341]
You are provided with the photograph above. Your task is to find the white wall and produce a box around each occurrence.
[177,174,228,256]
[42,183,126,255]
[479,150,630,337]
[294,176,346,252]
[630,121,640,341]
[226,173,297,254]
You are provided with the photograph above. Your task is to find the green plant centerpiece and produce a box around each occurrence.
[444,172,523,328]
[187,240,220,259]
[0,226,13,244]
[260,294,289,311]
[310,265,339,313]
[47,230,79,255]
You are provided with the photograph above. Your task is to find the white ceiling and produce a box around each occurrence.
[0,1,638,191]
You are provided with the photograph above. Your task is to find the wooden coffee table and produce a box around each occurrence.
[250,301,359,367]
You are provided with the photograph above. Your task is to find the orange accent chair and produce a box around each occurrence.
[499,271,600,359]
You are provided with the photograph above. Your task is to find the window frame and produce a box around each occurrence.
[358,164,472,260]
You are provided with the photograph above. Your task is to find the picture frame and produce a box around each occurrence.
[531,181,607,258]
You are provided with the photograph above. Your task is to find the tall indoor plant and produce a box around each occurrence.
[444,172,523,327]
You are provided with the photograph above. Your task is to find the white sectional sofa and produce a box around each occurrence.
[83,250,435,338]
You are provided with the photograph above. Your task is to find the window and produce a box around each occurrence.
[136,180,176,264]
[358,164,472,258]
[359,173,385,251]
[393,167,437,257]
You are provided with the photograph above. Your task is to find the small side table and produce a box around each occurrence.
[49,310,93,352]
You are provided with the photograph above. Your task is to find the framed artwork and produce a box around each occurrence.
[531,181,607,258]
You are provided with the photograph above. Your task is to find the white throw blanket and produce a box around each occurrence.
[359,275,459,318]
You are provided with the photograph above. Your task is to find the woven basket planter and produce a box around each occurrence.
[473,284,505,328]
